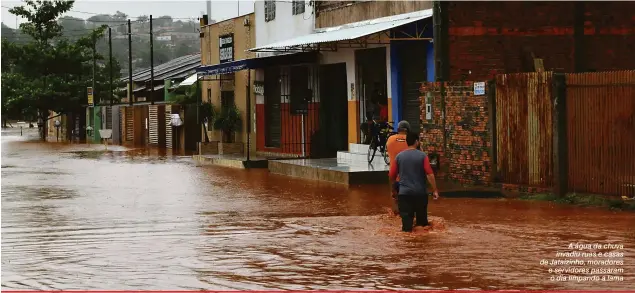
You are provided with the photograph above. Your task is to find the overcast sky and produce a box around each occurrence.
[1,0,255,28]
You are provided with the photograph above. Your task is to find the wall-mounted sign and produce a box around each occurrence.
[254,81,264,95]
[87,87,94,106]
[350,83,355,101]
[219,34,234,63]
[474,82,486,96]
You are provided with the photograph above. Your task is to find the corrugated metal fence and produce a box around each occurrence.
[495,72,553,188]
[566,70,635,196]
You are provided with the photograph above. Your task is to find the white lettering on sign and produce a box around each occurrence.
[219,36,233,47]
[474,81,486,96]
[220,47,233,62]
[254,82,264,95]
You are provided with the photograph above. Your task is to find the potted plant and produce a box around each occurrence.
[213,104,243,154]
[200,102,217,143]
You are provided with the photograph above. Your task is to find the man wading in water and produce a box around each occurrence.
[386,120,411,215]
[388,132,439,232]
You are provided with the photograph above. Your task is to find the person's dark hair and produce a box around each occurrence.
[406,131,419,146]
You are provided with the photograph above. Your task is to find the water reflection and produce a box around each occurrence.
[2,128,634,290]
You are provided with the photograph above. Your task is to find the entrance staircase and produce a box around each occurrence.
[267,143,390,185]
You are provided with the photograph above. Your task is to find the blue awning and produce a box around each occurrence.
[197,52,318,77]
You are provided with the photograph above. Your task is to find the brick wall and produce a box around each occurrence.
[447,1,635,80]
[419,81,492,186]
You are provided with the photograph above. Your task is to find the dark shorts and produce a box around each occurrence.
[397,194,429,232]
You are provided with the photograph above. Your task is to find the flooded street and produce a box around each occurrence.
[2,129,634,290]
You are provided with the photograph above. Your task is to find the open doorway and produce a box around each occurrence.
[355,47,387,144]
[315,63,348,158]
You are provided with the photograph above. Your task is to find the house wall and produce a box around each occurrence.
[315,0,432,28]
[253,1,316,156]
[446,1,635,80]
[254,0,314,56]
[319,43,394,145]
[201,13,257,155]
[420,81,493,187]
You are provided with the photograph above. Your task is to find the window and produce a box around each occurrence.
[292,0,305,15]
[221,91,235,111]
[207,88,211,103]
[265,0,276,22]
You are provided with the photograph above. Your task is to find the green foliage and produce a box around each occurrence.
[200,102,217,124]
[168,84,197,105]
[1,0,123,137]
[213,104,242,142]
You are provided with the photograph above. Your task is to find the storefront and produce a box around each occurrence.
[249,9,434,157]
[198,12,318,158]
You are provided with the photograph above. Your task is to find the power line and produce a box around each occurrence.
[1,5,201,22]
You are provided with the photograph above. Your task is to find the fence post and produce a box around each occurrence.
[487,79,498,183]
[552,73,568,197]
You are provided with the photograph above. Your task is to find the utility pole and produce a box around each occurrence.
[150,15,154,105]
[92,32,97,104]
[128,19,133,106]
[109,27,113,106]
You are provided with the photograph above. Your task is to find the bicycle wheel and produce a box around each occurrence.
[367,136,377,164]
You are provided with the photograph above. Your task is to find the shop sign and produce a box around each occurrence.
[87,87,94,106]
[219,34,234,63]
[254,81,265,95]
[474,81,486,96]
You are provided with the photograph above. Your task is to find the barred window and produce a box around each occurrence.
[265,0,276,22]
[292,0,305,15]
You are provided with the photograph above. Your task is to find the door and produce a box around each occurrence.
[400,41,428,133]
[317,63,349,158]
[265,67,281,147]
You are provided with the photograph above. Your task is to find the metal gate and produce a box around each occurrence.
[495,72,554,188]
[165,105,173,149]
[264,67,281,148]
[112,105,121,145]
[566,70,635,196]
[149,105,159,145]
[125,107,134,142]
[264,64,320,156]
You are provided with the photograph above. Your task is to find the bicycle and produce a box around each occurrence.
[367,120,396,165]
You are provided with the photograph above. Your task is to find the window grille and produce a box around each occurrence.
[265,0,276,22]
[292,0,305,15]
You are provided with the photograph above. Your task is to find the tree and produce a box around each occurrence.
[3,0,118,140]
[155,15,173,27]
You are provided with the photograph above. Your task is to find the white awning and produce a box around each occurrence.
[178,73,198,87]
[249,9,433,51]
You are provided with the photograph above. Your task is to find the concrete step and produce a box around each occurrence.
[268,158,389,185]
[337,151,389,167]
[349,143,371,154]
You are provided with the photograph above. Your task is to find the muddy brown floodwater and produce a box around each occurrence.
[2,129,634,290]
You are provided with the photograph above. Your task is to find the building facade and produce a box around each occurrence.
[200,13,257,155]
[251,0,434,158]
[434,1,635,80]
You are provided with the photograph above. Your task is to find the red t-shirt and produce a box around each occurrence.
[379,105,388,121]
